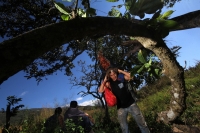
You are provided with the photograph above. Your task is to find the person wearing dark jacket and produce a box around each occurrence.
[64,101,94,133]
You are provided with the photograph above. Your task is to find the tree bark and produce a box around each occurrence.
[135,37,186,124]
[171,10,200,31]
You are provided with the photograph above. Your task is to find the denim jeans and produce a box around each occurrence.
[117,103,150,133]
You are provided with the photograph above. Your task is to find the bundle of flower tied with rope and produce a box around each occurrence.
[98,52,117,107]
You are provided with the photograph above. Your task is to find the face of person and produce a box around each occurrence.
[109,70,117,81]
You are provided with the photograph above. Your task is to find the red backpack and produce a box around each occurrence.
[104,87,117,107]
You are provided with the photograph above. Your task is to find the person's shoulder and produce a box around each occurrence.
[77,109,85,115]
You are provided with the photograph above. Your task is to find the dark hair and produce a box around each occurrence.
[106,67,118,81]
[70,101,78,108]
[55,107,62,115]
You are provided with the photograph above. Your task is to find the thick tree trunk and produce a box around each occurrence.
[135,37,186,124]
[0,17,152,85]
[171,10,200,31]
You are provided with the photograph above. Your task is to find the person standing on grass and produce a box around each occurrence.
[98,67,150,133]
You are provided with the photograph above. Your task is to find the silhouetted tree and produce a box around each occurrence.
[3,96,24,129]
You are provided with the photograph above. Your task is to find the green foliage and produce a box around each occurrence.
[86,8,97,16]
[64,118,85,133]
[138,87,171,112]
[77,9,87,17]
[143,10,179,38]
[123,12,131,19]
[108,8,122,17]
[180,64,200,125]
[138,49,147,63]
[54,1,97,20]
[125,0,164,18]
[160,10,174,19]
[91,108,121,133]
[130,49,162,78]
[54,2,72,20]
[61,14,70,21]
[54,2,70,15]
[20,114,46,133]
[135,62,200,131]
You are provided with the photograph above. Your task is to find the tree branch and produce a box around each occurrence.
[0,10,199,84]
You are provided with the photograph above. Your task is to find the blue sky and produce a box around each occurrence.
[0,0,200,109]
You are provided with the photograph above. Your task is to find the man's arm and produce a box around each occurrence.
[118,69,133,81]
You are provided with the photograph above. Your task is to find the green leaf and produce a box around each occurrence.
[106,0,119,2]
[131,65,143,75]
[108,8,122,17]
[137,65,145,74]
[148,68,161,78]
[161,10,174,19]
[152,9,161,19]
[147,67,151,72]
[86,8,96,16]
[117,4,123,8]
[154,68,160,76]
[125,0,136,10]
[124,12,131,20]
[161,20,179,29]
[144,63,151,68]
[61,14,70,21]
[138,49,147,64]
[127,0,163,18]
[148,58,152,65]
[54,2,70,15]
[78,9,87,17]
[140,0,164,14]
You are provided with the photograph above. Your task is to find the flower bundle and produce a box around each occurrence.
[97,52,110,70]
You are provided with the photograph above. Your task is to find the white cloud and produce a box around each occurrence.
[20,91,28,96]
[78,99,99,106]
[76,97,83,101]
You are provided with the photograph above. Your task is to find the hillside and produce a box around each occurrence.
[0,106,94,126]
[137,62,200,132]
[0,108,49,125]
